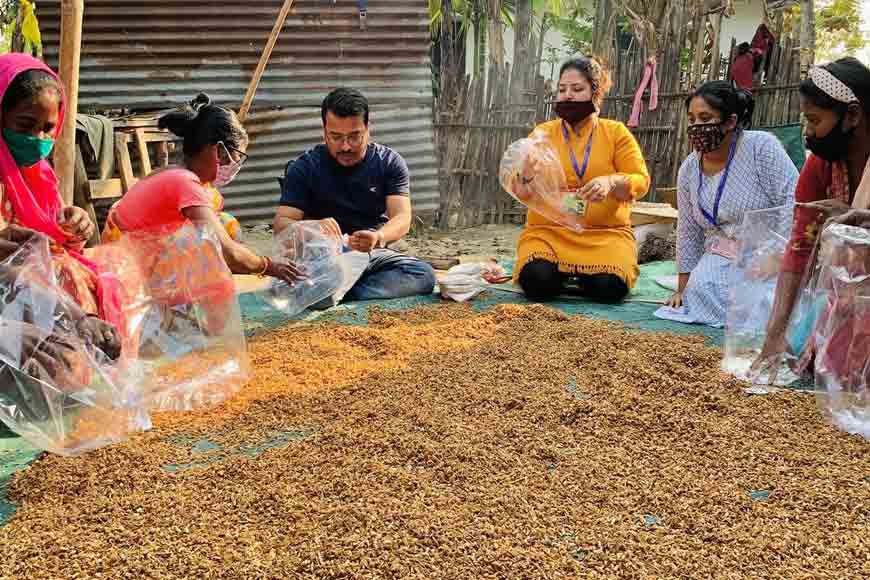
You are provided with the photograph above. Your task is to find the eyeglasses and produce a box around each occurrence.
[218,142,248,166]
[326,132,365,147]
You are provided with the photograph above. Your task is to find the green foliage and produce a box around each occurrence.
[548,9,593,56]
[1,0,43,56]
[814,0,865,60]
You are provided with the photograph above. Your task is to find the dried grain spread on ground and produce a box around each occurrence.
[0,304,867,579]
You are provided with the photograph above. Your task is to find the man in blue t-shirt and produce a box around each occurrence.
[273,88,436,303]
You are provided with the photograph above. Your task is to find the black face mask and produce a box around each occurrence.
[806,115,853,162]
[553,100,597,125]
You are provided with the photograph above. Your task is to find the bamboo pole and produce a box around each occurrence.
[238,0,296,122]
[799,0,814,75]
[55,0,84,206]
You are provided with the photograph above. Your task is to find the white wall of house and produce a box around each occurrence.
[719,0,766,57]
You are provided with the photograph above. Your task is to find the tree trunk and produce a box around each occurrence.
[799,0,814,74]
[593,0,611,56]
[512,0,532,100]
[486,0,504,70]
[474,14,487,77]
[710,10,723,80]
[439,0,456,103]
[690,7,707,85]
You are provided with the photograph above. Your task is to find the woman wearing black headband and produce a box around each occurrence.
[753,57,870,382]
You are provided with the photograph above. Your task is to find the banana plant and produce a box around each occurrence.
[1,0,42,56]
[430,0,582,76]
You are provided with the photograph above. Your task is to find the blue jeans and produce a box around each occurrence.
[343,249,436,302]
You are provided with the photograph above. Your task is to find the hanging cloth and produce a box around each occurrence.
[627,56,659,128]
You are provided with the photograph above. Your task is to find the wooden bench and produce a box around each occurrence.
[74,115,181,245]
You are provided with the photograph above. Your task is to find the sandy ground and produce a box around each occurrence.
[242,223,523,263]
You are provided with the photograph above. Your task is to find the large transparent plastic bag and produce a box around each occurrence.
[439,261,508,302]
[498,133,584,232]
[722,205,800,386]
[809,224,870,438]
[101,222,251,412]
[259,220,349,316]
[0,237,149,455]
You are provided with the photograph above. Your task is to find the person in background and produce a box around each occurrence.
[273,87,436,302]
[656,81,797,327]
[509,56,650,303]
[0,53,121,359]
[102,93,302,287]
[730,43,755,91]
[753,57,870,380]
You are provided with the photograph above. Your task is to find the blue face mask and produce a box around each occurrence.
[2,128,54,167]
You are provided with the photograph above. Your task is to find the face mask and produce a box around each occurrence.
[2,129,54,167]
[687,122,726,154]
[213,158,242,188]
[805,115,853,163]
[553,100,597,125]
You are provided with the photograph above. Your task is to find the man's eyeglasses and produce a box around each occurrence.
[326,132,365,147]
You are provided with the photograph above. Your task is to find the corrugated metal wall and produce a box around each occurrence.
[40,0,437,224]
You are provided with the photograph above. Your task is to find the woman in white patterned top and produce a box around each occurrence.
[655,81,798,327]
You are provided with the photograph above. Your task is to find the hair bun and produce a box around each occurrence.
[190,93,212,112]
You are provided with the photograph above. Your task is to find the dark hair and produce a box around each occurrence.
[1,69,61,114]
[321,87,369,125]
[158,93,248,159]
[558,56,613,106]
[685,81,755,128]
[737,42,751,55]
[799,57,870,115]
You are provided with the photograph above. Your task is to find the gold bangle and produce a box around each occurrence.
[257,256,271,277]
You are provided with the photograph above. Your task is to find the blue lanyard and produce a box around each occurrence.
[561,121,595,186]
[697,131,739,227]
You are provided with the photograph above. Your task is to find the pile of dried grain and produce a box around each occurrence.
[0,304,867,579]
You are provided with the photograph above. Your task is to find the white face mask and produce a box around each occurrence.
[213,159,242,188]
[212,142,244,188]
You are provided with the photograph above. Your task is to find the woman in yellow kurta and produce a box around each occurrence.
[511,57,650,302]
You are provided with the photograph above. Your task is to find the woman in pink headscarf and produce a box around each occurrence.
[0,53,122,360]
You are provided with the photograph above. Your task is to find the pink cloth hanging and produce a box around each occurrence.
[628,57,659,128]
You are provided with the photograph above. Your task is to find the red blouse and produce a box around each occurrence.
[781,154,850,274]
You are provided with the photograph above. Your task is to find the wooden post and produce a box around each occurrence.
[710,10,724,80]
[238,0,296,122]
[799,0,814,75]
[55,0,84,206]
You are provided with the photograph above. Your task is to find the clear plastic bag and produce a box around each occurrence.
[102,222,251,412]
[439,261,507,302]
[722,205,800,386]
[498,133,584,232]
[0,237,149,455]
[260,221,347,316]
[811,224,870,438]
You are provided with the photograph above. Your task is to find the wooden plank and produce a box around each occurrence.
[55,0,84,205]
[239,0,296,120]
[73,145,100,247]
[114,133,136,192]
[156,141,170,167]
[90,178,138,200]
[134,128,152,176]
